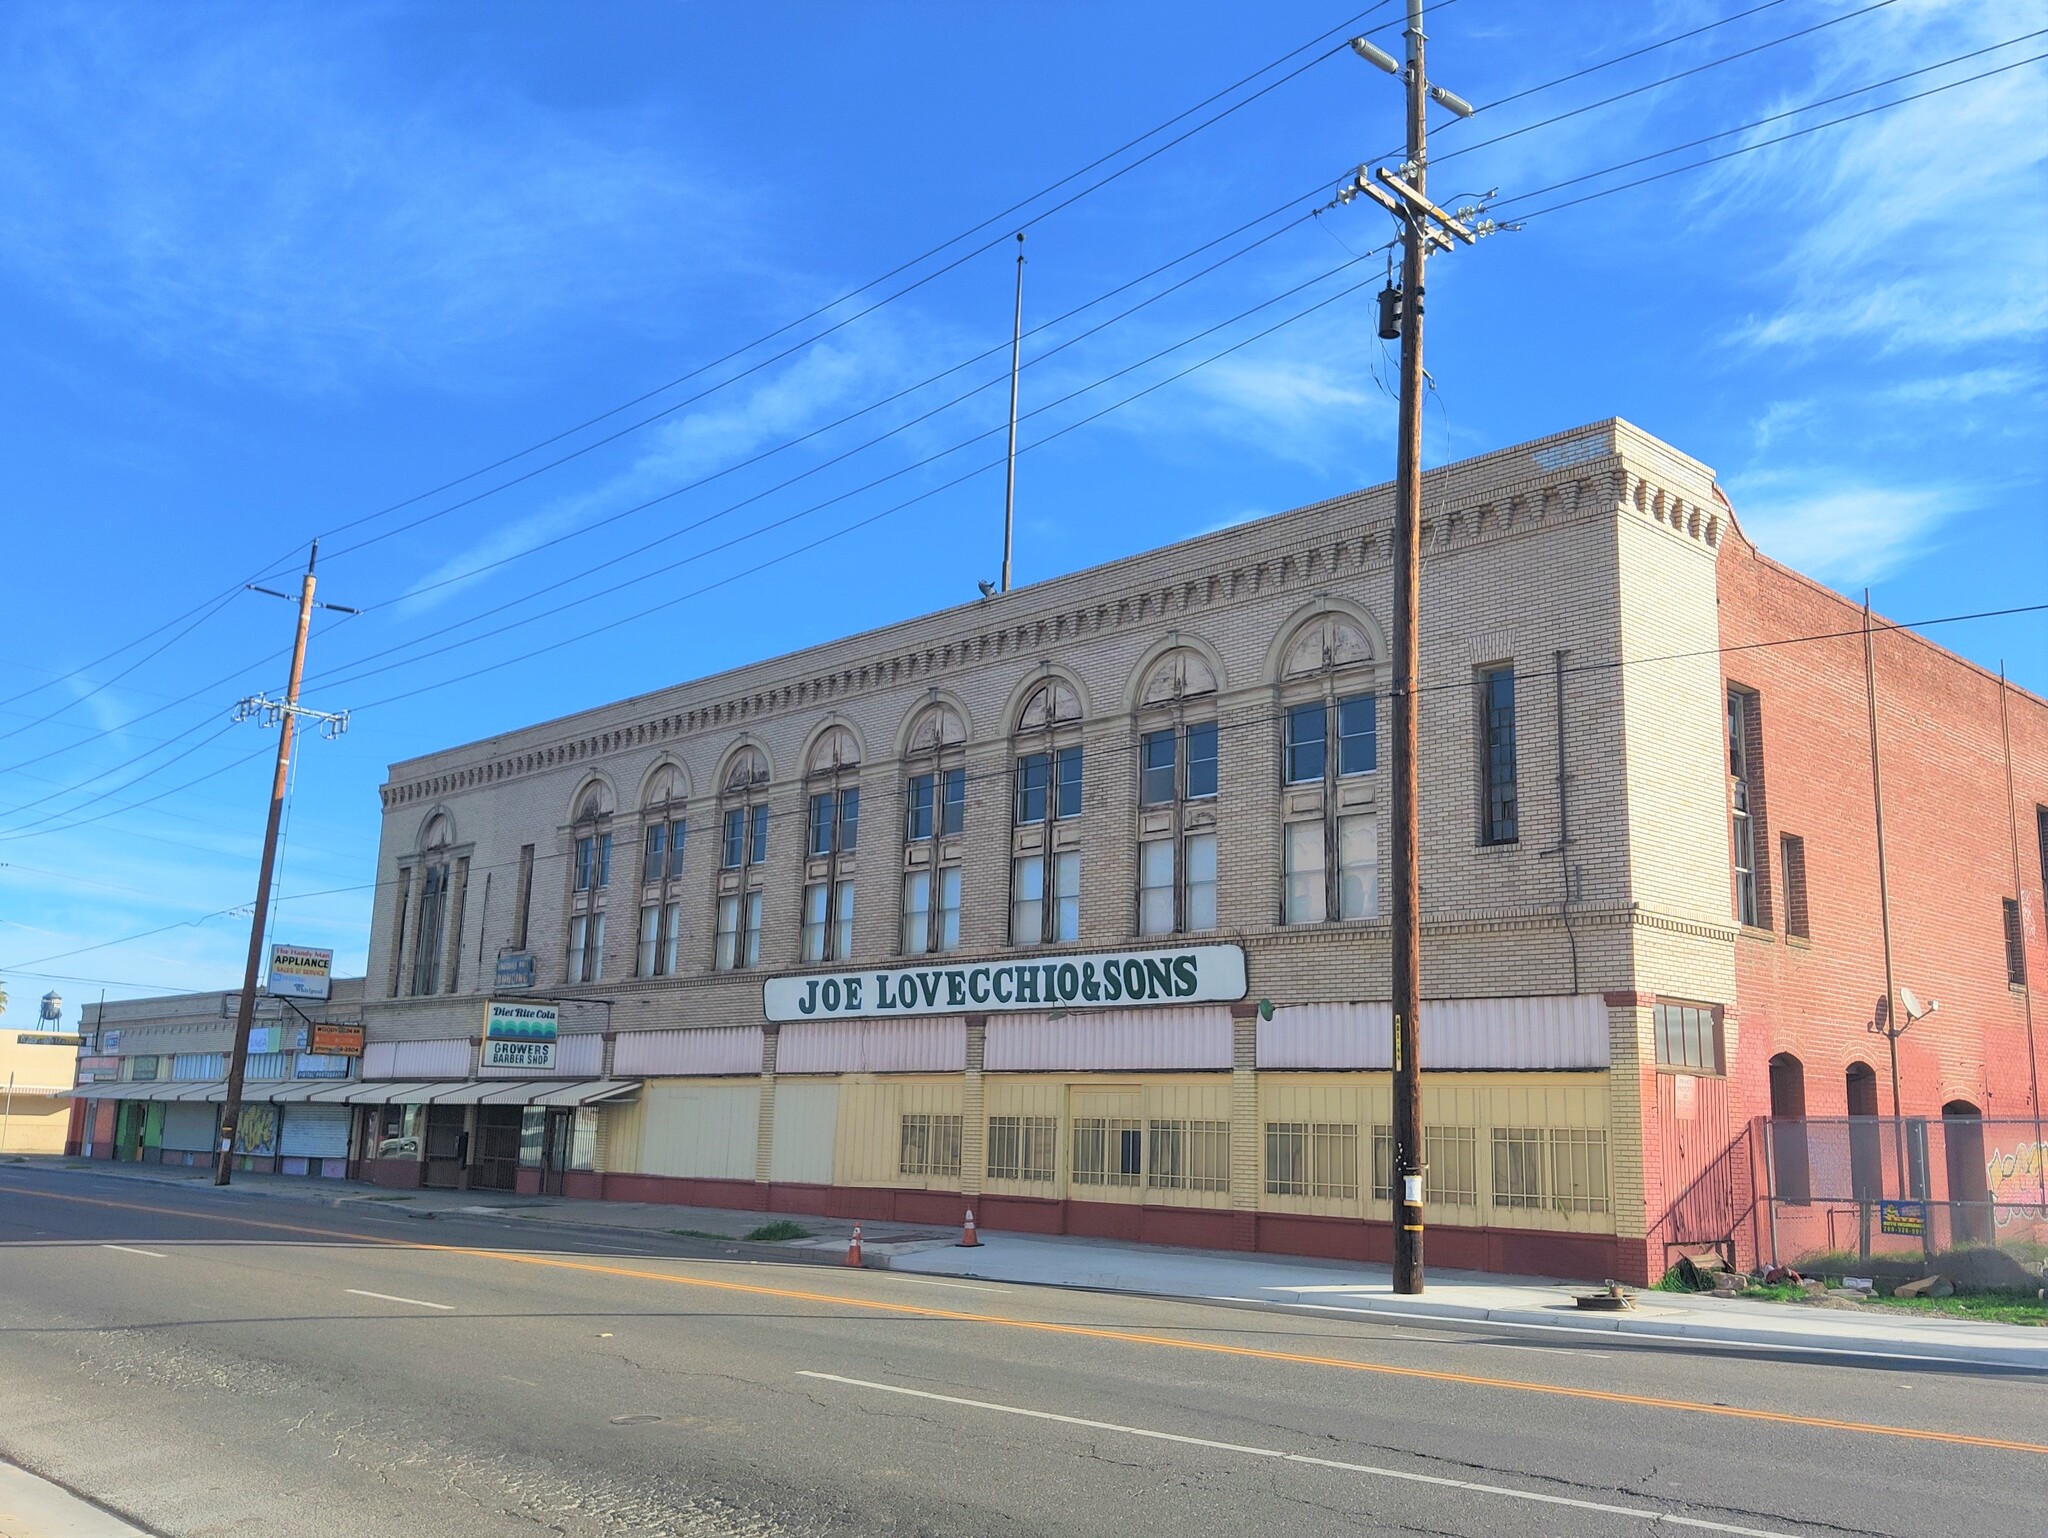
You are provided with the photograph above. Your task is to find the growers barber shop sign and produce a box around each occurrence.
[763,943,1246,1022]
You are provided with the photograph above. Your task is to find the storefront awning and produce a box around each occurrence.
[344,1078,640,1108]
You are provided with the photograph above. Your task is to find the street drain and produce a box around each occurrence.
[609,1414,663,1426]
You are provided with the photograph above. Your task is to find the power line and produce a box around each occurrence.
[1496,46,2048,221]
[13,597,2039,976]
[0,7,1398,735]
[10,13,2036,825]
[307,7,1414,568]
[1436,0,1903,170]
[336,257,1395,706]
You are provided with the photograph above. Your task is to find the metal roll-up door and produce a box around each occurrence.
[279,1103,351,1160]
[160,1101,219,1153]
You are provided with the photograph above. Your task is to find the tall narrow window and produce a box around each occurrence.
[1012,677,1083,947]
[2005,898,2028,985]
[637,766,689,978]
[1133,652,1223,938]
[801,727,861,964]
[1276,614,1381,927]
[714,749,769,970]
[1780,832,1809,940]
[411,861,448,996]
[565,785,612,985]
[1479,664,1518,845]
[1729,691,1756,924]
[510,843,535,952]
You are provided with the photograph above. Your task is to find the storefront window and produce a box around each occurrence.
[569,1107,599,1171]
[519,1107,547,1168]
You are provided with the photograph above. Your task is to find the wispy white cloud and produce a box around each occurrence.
[1731,474,1962,585]
[1884,365,2043,404]
[0,5,750,389]
[394,330,925,613]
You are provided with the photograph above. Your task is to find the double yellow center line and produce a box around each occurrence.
[8,1179,2043,1457]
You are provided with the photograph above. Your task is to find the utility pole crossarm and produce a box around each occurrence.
[1374,168,1477,243]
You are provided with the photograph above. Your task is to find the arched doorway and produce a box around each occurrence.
[1942,1100,1991,1246]
[1846,1062,1882,1202]
[1769,1053,1810,1205]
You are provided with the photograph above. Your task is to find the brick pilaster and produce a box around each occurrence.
[961,1014,987,1200]
[1228,1001,1261,1250]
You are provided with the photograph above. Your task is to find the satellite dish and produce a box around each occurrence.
[1900,987,1935,1022]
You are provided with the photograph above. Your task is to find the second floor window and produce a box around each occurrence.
[1135,703,1220,937]
[637,765,689,979]
[1012,677,1084,947]
[907,768,965,841]
[903,703,968,956]
[566,786,612,984]
[573,831,611,891]
[1728,687,1760,925]
[714,747,769,970]
[1479,664,1518,845]
[1276,615,1382,928]
[801,726,861,964]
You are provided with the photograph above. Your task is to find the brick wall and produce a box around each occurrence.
[1712,525,2047,1130]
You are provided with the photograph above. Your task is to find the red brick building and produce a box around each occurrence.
[1646,517,2048,1268]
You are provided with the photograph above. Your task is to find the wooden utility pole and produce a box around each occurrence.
[1388,1,1430,1298]
[215,545,352,1185]
[1342,4,1487,1294]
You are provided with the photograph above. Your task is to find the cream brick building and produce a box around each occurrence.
[350,418,1746,1281]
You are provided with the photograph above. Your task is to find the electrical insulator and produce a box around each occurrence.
[1377,284,1402,340]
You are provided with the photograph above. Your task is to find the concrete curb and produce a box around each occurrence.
[0,1457,152,1537]
[1248,1288,2048,1369]
[26,1163,2044,1368]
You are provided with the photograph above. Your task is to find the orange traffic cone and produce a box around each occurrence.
[958,1208,981,1247]
[844,1224,864,1267]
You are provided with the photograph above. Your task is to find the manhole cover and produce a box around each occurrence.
[609,1414,663,1426]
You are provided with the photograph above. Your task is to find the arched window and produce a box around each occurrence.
[901,703,966,956]
[801,727,861,963]
[1011,677,1083,947]
[566,783,613,984]
[1768,1053,1809,1206]
[406,814,459,997]
[636,765,689,978]
[1134,648,1219,937]
[714,747,770,970]
[1276,613,1380,927]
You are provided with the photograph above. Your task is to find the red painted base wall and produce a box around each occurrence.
[547,1175,1638,1282]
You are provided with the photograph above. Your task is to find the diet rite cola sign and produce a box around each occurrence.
[763,943,1246,1023]
[484,1000,558,1042]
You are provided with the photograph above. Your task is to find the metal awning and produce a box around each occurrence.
[264,1079,356,1102]
[330,1078,640,1108]
[525,1079,640,1107]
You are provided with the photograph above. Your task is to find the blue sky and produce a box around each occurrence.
[1,0,2042,1015]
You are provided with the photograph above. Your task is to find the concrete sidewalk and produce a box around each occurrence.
[888,1230,2048,1369]
[16,1157,2045,1370]
[0,1458,149,1538]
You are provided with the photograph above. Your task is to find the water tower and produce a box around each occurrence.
[37,991,63,1030]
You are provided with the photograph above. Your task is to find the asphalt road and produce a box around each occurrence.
[0,1168,2041,1538]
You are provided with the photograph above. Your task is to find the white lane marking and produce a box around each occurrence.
[883,1275,1010,1292]
[345,1288,455,1311]
[798,1371,1801,1538]
[1211,1297,2013,1369]
[102,1244,168,1258]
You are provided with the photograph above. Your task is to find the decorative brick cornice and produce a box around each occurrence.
[381,454,1639,810]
